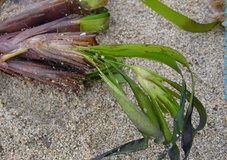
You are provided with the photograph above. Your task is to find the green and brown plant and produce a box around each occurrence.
[0,0,209,159]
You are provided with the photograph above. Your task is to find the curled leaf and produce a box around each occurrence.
[141,0,218,32]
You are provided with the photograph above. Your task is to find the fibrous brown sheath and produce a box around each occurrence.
[0,31,97,89]
[0,14,84,52]
[0,0,90,34]
[0,0,109,90]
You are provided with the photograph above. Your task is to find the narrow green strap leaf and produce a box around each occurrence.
[78,8,110,32]
[85,63,116,80]
[168,143,180,160]
[87,44,185,74]
[192,97,207,132]
[98,68,164,143]
[104,61,161,129]
[141,0,218,32]
[157,94,179,117]
[157,81,186,160]
[131,65,182,143]
[155,99,169,114]
[172,81,187,142]
[163,79,207,132]
[154,100,172,143]
[92,138,149,160]
[106,66,125,93]
[131,66,180,117]
[157,143,180,160]
[88,44,189,66]
[182,108,193,159]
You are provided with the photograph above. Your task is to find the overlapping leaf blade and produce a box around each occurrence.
[80,44,206,159]
[97,67,165,143]
[85,44,186,74]
[0,1,207,159]
[104,61,161,130]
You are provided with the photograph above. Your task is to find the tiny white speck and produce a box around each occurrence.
[80,32,86,36]
[168,143,173,149]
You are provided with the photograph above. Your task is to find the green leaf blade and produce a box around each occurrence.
[105,62,161,130]
[98,68,165,143]
[92,138,149,160]
[78,8,110,32]
[141,0,218,32]
[87,44,186,74]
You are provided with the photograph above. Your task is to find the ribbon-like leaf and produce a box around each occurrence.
[104,61,161,130]
[163,79,207,132]
[79,44,206,159]
[98,67,165,143]
[141,0,218,32]
[86,44,186,75]
[92,138,149,160]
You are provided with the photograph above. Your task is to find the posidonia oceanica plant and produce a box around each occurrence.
[78,44,207,160]
[0,0,207,159]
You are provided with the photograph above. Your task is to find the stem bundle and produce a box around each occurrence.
[0,0,109,89]
[0,0,107,34]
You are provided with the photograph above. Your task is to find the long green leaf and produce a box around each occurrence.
[92,138,149,160]
[182,106,193,159]
[141,0,218,32]
[158,143,180,160]
[105,66,125,93]
[163,79,207,132]
[157,81,186,159]
[132,66,180,117]
[164,79,205,158]
[89,44,189,66]
[135,74,172,143]
[80,44,203,159]
[98,68,165,143]
[86,44,185,74]
[104,61,161,130]
[147,73,206,132]
[168,143,180,160]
